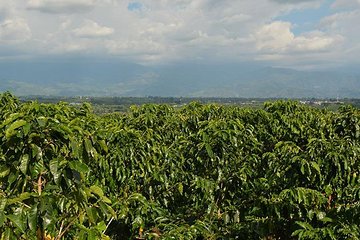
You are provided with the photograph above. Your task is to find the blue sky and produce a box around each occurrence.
[0,0,359,70]
[128,2,143,11]
[275,0,335,35]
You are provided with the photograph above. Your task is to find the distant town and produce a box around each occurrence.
[18,95,360,114]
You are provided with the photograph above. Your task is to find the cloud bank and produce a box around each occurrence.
[0,0,358,69]
[27,0,96,13]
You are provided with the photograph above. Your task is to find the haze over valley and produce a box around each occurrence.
[1,60,360,98]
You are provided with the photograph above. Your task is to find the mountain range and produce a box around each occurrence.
[1,59,359,98]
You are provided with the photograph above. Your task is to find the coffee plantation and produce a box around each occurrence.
[0,92,359,239]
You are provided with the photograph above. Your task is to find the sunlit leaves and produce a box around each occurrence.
[1,93,360,239]
[5,119,27,139]
[0,165,10,178]
[0,93,113,239]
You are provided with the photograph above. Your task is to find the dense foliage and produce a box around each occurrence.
[1,92,360,239]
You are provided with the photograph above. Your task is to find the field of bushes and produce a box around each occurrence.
[0,92,359,239]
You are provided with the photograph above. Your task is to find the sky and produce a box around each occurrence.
[0,0,359,70]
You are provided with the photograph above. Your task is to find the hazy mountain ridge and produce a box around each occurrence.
[0,60,359,98]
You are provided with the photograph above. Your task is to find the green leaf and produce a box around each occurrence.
[69,161,90,173]
[95,221,107,232]
[59,124,73,135]
[1,227,12,239]
[58,198,66,213]
[102,196,111,204]
[300,164,305,175]
[2,113,22,126]
[291,229,303,237]
[0,212,5,227]
[0,165,10,178]
[128,193,147,204]
[27,204,38,232]
[90,185,104,198]
[36,117,47,127]
[7,172,17,188]
[98,202,110,216]
[320,217,333,223]
[178,183,183,195]
[205,143,214,158]
[0,198,7,211]
[84,138,94,156]
[32,159,44,177]
[31,144,43,161]
[19,154,30,175]
[86,207,98,225]
[23,123,31,136]
[49,158,60,184]
[296,221,313,230]
[98,140,108,153]
[325,185,332,196]
[87,229,98,240]
[7,214,26,233]
[70,139,80,158]
[311,161,321,174]
[325,228,336,239]
[5,119,27,139]
[7,192,32,205]
[297,188,304,204]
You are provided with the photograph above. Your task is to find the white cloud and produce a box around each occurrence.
[217,14,252,24]
[0,6,8,22]
[255,21,341,53]
[319,9,360,64]
[331,0,360,9]
[320,10,359,31]
[0,18,31,43]
[72,20,114,38]
[27,0,96,14]
[255,21,294,52]
[0,0,356,69]
[41,19,112,54]
[292,32,339,51]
